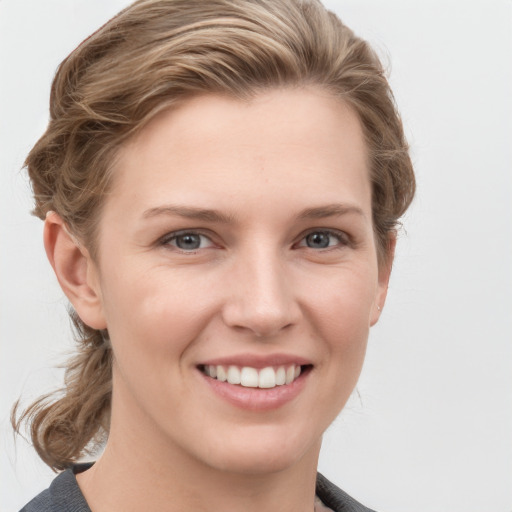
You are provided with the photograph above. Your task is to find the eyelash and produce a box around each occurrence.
[158,228,350,254]
[159,230,215,252]
[295,229,350,250]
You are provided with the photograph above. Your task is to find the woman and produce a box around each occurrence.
[13,0,415,510]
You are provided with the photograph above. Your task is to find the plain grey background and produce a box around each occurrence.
[1,1,511,511]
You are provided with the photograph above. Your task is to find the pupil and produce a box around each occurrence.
[307,232,329,248]
[177,234,201,250]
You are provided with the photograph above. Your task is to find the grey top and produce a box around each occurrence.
[20,464,376,512]
[19,464,92,512]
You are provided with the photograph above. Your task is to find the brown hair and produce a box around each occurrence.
[13,0,415,471]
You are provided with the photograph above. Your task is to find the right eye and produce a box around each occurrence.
[161,231,215,252]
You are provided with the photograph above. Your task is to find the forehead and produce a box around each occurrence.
[107,87,371,219]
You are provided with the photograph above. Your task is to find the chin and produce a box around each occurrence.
[210,451,304,476]
[198,425,322,476]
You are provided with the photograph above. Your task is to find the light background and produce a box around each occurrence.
[1,1,511,511]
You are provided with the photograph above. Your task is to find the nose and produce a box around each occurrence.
[221,249,301,338]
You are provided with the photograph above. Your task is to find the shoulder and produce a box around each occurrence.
[19,465,92,512]
[21,467,371,512]
[316,473,377,512]
[19,488,52,512]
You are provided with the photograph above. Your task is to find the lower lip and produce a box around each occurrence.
[198,368,310,411]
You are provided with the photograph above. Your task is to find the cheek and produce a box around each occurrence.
[101,271,218,419]
[308,273,375,413]
[303,265,377,399]
[100,268,216,363]
[303,264,377,341]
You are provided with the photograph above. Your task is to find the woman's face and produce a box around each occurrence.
[86,88,390,474]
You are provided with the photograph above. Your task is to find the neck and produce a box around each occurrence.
[77,391,321,512]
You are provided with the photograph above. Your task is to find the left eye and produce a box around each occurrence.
[164,232,213,251]
[299,231,345,249]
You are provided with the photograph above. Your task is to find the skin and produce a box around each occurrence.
[45,87,393,512]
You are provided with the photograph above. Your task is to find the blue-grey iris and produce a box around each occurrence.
[176,233,201,250]
[306,232,330,249]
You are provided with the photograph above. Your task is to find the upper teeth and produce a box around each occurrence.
[203,364,302,389]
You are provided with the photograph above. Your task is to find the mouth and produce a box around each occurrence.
[198,364,313,389]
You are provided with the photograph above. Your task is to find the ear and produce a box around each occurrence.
[370,234,396,326]
[44,212,107,330]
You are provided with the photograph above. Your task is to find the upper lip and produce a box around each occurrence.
[198,353,313,369]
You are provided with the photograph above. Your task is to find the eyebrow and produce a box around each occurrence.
[142,203,365,223]
[297,204,366,220]
[142,205,237,224]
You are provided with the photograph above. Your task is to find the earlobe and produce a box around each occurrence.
[44,212,107,330]
[370,234,396,327]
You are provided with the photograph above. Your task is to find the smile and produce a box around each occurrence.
[197,356,313,410]
[199,364,304,389]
